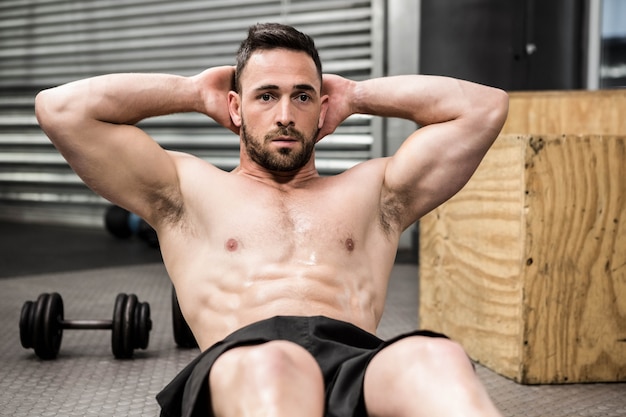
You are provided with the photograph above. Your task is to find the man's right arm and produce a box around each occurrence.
[35,66,235,226]
[319,73,508,232]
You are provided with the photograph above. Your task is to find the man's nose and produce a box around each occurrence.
[276,98,294,127]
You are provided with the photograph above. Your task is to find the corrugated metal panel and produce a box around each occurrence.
[0,0,380,227]
[0,0,375,86]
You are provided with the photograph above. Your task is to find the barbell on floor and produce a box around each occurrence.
[20,292,151,360]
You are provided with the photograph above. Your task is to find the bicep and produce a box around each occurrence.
[383,119,496,227]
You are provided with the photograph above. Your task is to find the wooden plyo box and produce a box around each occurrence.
[501,90,626,136]
[419,133,626,384]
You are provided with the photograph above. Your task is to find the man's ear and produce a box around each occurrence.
[316,94,329,142]
[228,91,242,127]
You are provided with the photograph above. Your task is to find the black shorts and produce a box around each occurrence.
[156,315,447,417]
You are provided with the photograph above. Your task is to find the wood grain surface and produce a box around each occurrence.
[419,134,626,384]
[502,90,626,136]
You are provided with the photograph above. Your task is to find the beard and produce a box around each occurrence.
[241,122,319,172]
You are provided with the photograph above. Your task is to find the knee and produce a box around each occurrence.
[239,342,316,380]
[407,336,472,370]
[211,341,323,390]
[372,336,473,381]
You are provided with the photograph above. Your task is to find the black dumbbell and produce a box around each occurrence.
[171,286,198,348]
[104,205,159,248]
[20,292,151,360]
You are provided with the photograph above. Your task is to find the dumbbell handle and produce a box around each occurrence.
[60,319,113,330]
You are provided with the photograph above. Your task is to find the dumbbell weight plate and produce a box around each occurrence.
[111,293,137,359]
[123,294,137,357]
[19,300,35,348]
[33,293,63,360]
[112,293,130,359]
[134,302,151,350]
[112,293,124,358]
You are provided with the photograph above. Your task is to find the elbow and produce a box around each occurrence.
[467,86,508,142]
[35,87,79,143]
[487,87,509,134]
[34,89,49,127]
[458,81,509,138]
[35,88,61,133]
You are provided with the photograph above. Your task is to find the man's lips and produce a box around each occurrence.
[271,136,297,144]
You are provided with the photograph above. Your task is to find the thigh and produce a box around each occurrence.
[363,335,476,417]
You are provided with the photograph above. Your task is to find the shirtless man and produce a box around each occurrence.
[35,23,508,417]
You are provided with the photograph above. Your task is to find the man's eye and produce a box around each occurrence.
[297,94,310,102]
[260,93,272,101]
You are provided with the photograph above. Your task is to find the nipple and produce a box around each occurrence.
[225,238,239,252]
[345,238,355,252]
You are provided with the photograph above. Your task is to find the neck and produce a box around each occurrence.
[234,160,320,188]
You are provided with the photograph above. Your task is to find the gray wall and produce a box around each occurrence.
[419,0,586,91]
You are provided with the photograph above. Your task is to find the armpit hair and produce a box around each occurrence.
[150,189,185,227]
[379,192,407,237]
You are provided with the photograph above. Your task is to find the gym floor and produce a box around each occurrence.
[0,221,624,416]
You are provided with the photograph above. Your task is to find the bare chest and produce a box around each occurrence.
[212,187,367,258]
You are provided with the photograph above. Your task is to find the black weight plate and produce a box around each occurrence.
[19,301,34,348]
[171,286,197,348]
[111,293,127,359]
[33,293,63,360]
[121,294,137,358]
[134,302,151,350]
[32,294,50,359]
[44,293,63,358]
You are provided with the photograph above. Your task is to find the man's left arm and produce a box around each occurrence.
[321,74,509,230]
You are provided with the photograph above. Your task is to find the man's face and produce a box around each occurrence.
[229,48,327,172]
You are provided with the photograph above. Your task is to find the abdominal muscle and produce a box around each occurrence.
[163,239,386,351]
[159,157,398,350]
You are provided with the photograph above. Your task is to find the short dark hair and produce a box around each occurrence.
[234,23,322,92]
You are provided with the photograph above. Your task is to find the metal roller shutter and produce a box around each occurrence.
[0,0,383,226]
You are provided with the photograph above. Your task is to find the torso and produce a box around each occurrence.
[158,153,401,350]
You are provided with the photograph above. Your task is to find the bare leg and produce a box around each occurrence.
[364,336,502,417]
[209,341,325,417]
